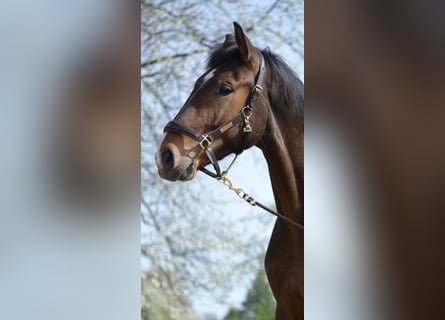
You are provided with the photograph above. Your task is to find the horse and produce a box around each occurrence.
[155,22,304,319]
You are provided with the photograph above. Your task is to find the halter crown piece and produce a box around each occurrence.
[163,53,303,230]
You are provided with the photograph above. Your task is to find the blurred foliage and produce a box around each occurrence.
[141,0,303,318]
[224,270,275,320]
[141,272,195,320]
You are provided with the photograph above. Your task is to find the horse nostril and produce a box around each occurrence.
[161,148,175,171]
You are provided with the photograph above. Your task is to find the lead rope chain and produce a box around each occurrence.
[216,174,304,230]
[217,174,256,205]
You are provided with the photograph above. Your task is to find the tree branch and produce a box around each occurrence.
[141,48,207,69]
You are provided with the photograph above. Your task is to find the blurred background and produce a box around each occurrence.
[0,1,139,319]
[307,0,445,319]
[141,1,303,319]
[2,0,445,319]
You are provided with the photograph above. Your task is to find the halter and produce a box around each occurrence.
[164,53,265,178]
[163,53,304,230]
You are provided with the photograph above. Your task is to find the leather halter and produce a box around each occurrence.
[164,52,265,178]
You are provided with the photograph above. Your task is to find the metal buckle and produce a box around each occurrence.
[251,84,263,93]
[199,135,212,149]
[241,107,252,133]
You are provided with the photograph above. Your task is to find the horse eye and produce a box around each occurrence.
[216,85,233,96]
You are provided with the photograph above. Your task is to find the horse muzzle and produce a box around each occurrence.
[155,145,197,181]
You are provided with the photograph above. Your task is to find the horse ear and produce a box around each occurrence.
[233,22,254,63]
[223,34,235,48]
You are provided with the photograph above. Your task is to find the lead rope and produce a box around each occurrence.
[216,173,304,230]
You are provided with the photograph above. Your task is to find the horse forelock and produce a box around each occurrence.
[206,44,242,72]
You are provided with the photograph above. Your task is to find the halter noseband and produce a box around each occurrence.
[163,52,265,178]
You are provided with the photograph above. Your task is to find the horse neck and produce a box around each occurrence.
[258,104,304,226]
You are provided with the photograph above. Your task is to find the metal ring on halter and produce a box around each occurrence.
[198,135,212,149]
[241,106,252,118]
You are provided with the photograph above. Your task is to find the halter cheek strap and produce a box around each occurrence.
[164,52,265,178]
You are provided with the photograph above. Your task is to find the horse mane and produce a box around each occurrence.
[206,43,304,125]
[260,49,304,125]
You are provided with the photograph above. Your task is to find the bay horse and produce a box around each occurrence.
[155,22,304,319]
